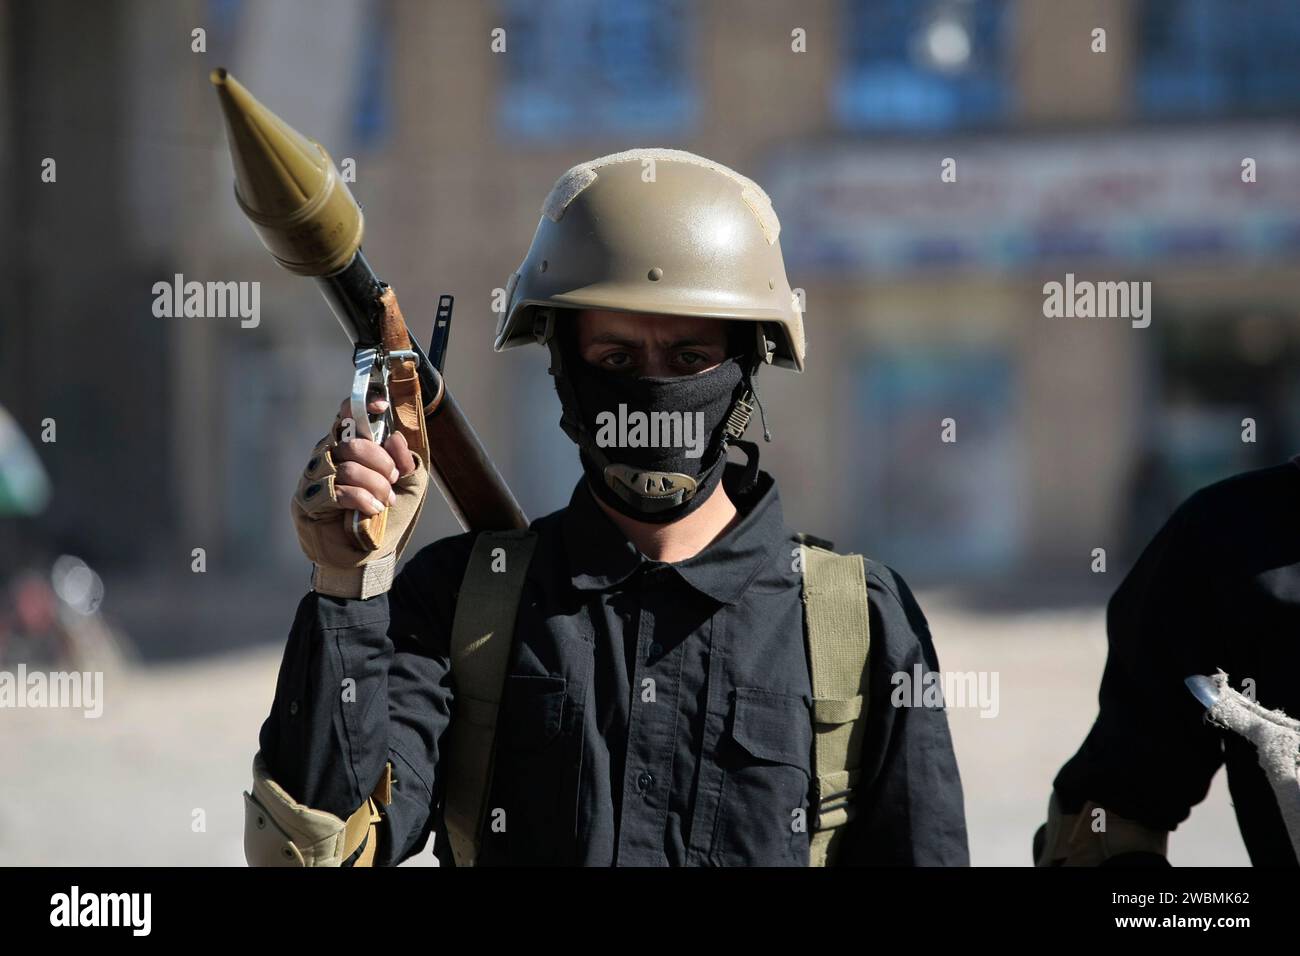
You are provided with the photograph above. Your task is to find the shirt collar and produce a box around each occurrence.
[561,464,787,605]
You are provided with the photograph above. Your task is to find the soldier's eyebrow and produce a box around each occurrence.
[584,334,725,350]
[586,333,644,348]
[667,338,724,349]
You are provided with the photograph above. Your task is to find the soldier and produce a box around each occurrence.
[1037,460,1300,867]
[245,149,970,867]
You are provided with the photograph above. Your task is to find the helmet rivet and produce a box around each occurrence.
[539,259,548,273]
[648,267,663,281]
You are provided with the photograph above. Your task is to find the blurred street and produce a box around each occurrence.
[0,585,1249,867]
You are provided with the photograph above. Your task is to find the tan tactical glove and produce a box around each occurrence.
[1034,791,1169,866]
[292,312,431,599]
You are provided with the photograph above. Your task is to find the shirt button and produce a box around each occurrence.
[648,642,663,660]
[289,700,299,716]
[636,771,654,793]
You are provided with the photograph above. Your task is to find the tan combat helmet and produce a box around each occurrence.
[496,148,805,371]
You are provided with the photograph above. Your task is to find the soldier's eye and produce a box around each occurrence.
[602,352,630,366]
[676,351,710,369]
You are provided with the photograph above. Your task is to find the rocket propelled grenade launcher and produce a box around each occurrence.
[210,68,526,536]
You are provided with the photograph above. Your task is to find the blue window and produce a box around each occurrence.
[1138,0,1300,117]
[498,0,695,141]
[852,348,1023,578]
[206,0,392,149]
[835,0,1012,131]
[352,2,392,148]
[206,0,243,55]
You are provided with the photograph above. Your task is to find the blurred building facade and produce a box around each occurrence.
[4,0,1300,597]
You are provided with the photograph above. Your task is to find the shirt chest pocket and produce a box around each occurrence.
[497,674,566,754]
[483,674,578,865]
[709,687,813,866]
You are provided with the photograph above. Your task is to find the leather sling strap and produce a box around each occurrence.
[443,529,539,867]
[350,287,429,552]
[800,543,871,867]
[343,796,380,866]
[343,761,391,867]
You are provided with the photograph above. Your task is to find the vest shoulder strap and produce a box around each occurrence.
[799,539,872,867]
[443,528,539,867]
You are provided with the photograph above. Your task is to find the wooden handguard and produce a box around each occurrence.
[422,384,528,531]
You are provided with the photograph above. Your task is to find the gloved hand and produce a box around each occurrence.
[292,391,430,599]
[1033,791,1169,866]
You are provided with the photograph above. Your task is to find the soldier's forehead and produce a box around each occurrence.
[577,310,729,342]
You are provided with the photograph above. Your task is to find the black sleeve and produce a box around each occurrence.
[841,564,971,865]
[1053,492,1226,830]
[258,537,470,866]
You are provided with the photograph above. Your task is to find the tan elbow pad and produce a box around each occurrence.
[243,751,390,867]
[1035,791,1169,866]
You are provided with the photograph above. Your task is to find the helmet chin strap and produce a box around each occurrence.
[727,363,767,498]
[539,307,769,517]
[725,329,772,496]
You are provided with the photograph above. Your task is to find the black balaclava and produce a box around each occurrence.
[549,317,763,523]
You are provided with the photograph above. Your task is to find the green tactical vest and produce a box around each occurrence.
[441,529,871,867]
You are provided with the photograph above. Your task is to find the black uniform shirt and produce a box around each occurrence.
[259,465,970,866]
[1056,457,1300,866]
